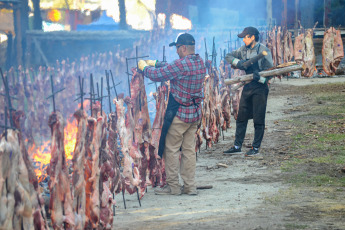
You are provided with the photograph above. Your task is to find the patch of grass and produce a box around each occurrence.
[311,155,345,165]
[318,133,345,142]
[281,158,305,172]
[284,223,309,229]
[289,172,345,187]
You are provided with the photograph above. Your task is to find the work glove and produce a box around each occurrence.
[146,60,157,67]
[252,70,266,84]
[138,60,148,71]
[232,58,246,70]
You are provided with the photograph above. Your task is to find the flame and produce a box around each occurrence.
[157,13,166,29]
[170,14,192,30]
[28,141,51,181]
[28,116,79,182]
[78,100,90,110]
[125,0,156,30]
[64,118,77,161]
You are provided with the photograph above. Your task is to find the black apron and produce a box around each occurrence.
[157,93,180,158]
[237,44,268,121]
[234,44,269,148]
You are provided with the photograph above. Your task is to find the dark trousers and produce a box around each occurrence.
[234,85,268,149]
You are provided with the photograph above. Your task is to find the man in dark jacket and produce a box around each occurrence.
[138,33,206,195]
[224,27,273,157]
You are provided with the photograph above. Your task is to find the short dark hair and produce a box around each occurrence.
[254,34,259,42]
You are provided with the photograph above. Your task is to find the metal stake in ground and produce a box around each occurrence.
[125,47,149,97]
[105,72,112,113]
[74,76,85,110]
[109,70,120,100]
[204,38,209,63]
[84,74,97,116]
[46,75,65,112]
[0,68,16,128]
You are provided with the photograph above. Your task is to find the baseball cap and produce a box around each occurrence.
[237,27,260,38]
[169,33,195,47]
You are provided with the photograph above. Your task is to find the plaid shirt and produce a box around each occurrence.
[144,54,206,123]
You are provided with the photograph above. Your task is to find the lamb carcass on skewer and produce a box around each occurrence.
[113,96,141,196]
[322,27,344,76]
[47,111,75,229]
[12,111,49,230]
[71,109,88,229]
[150,85,168,187]
[302,26,316,77]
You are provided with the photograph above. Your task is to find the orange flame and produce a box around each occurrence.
[170,14,192,30]
[28,116,79,182]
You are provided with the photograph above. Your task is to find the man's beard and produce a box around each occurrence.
[246,40,254,48]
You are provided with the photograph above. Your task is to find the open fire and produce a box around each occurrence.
[27,101,89,182]
[28,117,77,182]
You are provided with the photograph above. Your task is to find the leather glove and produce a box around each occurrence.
[146,60,157,67]
[138,60,148,71]
[252,70,266,84]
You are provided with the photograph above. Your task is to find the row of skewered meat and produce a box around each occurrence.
[266,25,344,77]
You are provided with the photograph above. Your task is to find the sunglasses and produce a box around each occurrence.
[176,45,183,49]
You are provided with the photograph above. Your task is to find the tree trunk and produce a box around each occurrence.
[32,0,42,30]
[119,0,128,30]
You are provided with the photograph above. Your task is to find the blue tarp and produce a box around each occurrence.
[77,11,119,31]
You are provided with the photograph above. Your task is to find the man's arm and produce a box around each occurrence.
[261,48,274,70]
[225,47,242,66]
[144,59,183,82]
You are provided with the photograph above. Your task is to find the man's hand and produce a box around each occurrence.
[138,60,148,71]
[146,60,157,67]
[232,58,246,70]
[252,70,266,84]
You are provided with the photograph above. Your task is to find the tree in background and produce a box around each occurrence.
[119,0,128,29]
[32,0,42,30]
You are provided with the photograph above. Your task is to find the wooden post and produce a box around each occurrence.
[119,0,128,30]
[267,0,272,28]
[282,0,287,28]
[324,0,331,27]
[294,0,299,37]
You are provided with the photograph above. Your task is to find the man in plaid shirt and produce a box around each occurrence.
[138,33,206,195]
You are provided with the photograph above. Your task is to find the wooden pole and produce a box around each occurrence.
[267,0,272,28]
[224,64,304,86]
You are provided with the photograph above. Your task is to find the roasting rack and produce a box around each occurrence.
[125,46,149,97]
[46,75,65,112]
[0,68,17,139]
[74,76,86,110]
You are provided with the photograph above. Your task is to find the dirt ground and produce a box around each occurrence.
[113,76,345,230]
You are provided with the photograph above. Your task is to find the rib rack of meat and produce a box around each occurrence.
[47,111,75,229]
[113,96,141,196]
[283,28,294,63]
[202,74,213,148]
[294,23,318,77]
[71,109,88,229]
[322,27,344,76]
[219,60,231,131]
[230,69,245,120]
[1,129,33,229]
[129,68,152,198]
[12,111,49,230]
[99,111,115,229]
[106,112,121,194]
[150,85,168,187]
